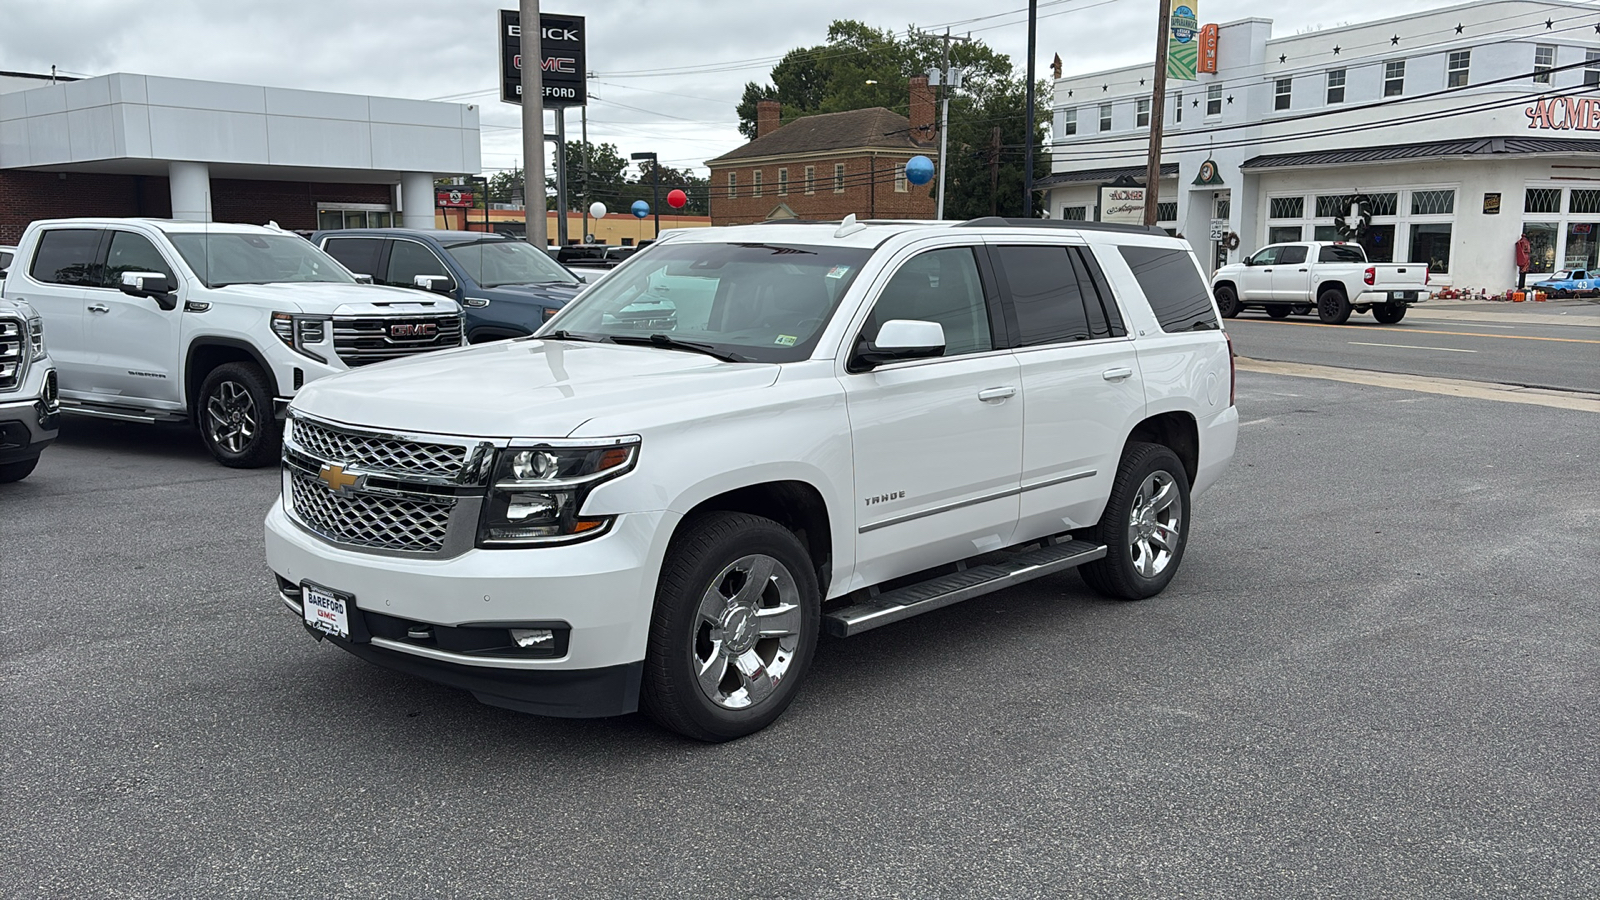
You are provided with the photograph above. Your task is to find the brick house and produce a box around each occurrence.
[706,77,937,225]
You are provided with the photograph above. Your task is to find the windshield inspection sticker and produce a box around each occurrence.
[774,335,798,346]
[825,265,850,279]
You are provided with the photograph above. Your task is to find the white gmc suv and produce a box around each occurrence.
[265,216,1239,741]
[2,219,463,467]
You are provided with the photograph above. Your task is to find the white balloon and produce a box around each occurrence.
[589,201,607,219]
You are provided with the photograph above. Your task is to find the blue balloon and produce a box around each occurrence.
[631,200,650,218]
[905,155,935,186]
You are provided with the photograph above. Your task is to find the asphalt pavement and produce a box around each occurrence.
[3,377,1597,899]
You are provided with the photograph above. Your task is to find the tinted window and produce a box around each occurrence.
[445,238,579,287]
[1070,247,1125,339]
[1318,244,1366,263]
[867,248,992,357]
[103,231,175,287]
[1247,246,1280,266]
[30,229,103,286]
[385,241,450,289]
[1117,245,1220,333]
[996,245,1090,345]
[1276,245,1308,265]
[0,250,13,271]
[321,237,385,279]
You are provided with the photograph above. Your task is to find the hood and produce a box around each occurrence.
[208,282,460,316]
[290,337,780,438]
[480,281,583,307]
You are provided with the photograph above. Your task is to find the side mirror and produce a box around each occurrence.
[352,273,374,284]
[413,274,455,294]
[851,319,945,372]
[120,271,177,310]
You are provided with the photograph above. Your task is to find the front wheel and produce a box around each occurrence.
[1079,442,1193,601]
[0,456,40,483]
[1373,304,1407,324]
[197,362,281,468]
[1317,288,1352,325]
[642,512,820,742]
[1214,285,1242,318]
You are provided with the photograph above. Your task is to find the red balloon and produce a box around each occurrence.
[667,189,688,209]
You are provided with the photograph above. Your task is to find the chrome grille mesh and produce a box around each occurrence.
[0,319,21,392]
[289,471,454,552]
[289,418,468,479]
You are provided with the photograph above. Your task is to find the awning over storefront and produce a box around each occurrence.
[1035,163,1178,188]
[1240,137,1600,170]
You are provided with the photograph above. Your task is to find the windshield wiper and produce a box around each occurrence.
[609,333,746,362]
[542,330,611,343]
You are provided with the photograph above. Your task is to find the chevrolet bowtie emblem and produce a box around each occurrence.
[317,464,360,492]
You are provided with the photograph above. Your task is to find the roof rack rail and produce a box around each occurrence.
[956,216,1168,237]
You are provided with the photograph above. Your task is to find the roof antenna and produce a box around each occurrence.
[834,213,866,238]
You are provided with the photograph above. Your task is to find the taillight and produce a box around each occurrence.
[1364,267,1376,286]
[1425,269,1430,286]
[1224,332,1237,408]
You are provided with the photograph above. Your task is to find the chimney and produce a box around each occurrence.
[757,99,781,139]
[909,75,935,145]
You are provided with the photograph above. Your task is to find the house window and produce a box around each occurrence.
[895,166,908,193]
[1269,196,1304,219]
[1526,188,1561,214]
[1062,108,1077,136]
[834,163,845,193]
[1384,60,1405,97]
[1447,50,1470,89]
[1136,98,1151,127]
[1409,224,1452,273]
[1534,45,1555,84]
[778,168,788,196]
[1570,189,1600,215]
[1411,190,1455,216]
[1327,69,1346,104]
[1173,91,1182,124]
[1062,206,1087,221]
[804,166,815,195]
[1268,226,1303,244]
[1274,78,1292,111]
[727,172,737,199]
[1588,50,1600,87]
[753,171,762,198]
[1099,103,1113,131]
[1206,85,1222,116]
[1156,201,1177,222]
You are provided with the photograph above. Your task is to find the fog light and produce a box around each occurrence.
[407,625,433,640]
[510,628,554,648]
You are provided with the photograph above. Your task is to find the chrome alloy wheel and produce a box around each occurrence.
[1127,470,1184,579]
[693,554,804,710]
[205,380,258,454]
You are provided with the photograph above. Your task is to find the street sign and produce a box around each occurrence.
[1209,219,1227,241]
[500,10,586,107]
[436,190,475,208]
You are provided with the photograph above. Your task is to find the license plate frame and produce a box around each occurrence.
[302,581,353,640]
[1397,291,1417,301]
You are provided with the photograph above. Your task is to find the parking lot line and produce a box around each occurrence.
[1231,320,1600,344]
[1235,357,1600,414]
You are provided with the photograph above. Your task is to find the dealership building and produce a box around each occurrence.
[1042,0,1600,292]
[0,70,479,244]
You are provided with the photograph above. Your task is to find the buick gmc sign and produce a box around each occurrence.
[500,10,586,107]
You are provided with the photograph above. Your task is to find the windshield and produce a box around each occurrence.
[544,242,871,363]
[1551,270,1572,280]
[170,233,355,288]
[444,238,580,288]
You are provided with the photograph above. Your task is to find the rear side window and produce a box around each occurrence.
[0,250,13,271]
[30,229,103,286]
[1069,247,1126,339]
[995,245,1091,345]
[1276,245,1308,265]
[1319,244,1366,263]
[1117,245,1220,332]
[322,237,385,279]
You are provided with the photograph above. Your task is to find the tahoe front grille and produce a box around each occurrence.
[289,470,454,553]
[0,319,22,392]
[288,417,472,481]
[332,315,462,367]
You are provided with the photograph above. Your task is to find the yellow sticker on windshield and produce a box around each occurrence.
[774,335,798,346]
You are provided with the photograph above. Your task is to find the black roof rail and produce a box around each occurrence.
[956,216,1169,237]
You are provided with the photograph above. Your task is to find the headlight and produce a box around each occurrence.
[29,316,45,361]
[270,311,330,363]
[477,438,639,547]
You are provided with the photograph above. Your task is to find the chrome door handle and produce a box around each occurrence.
[1102,367,1134,381]
[87,303,110,314]
[977,386,1016,402]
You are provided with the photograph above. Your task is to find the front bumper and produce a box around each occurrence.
[264,499,676,717]
[0,366,58,465]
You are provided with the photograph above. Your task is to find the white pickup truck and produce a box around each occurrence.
[1210,241,1430,324]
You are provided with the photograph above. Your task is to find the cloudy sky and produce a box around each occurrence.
[3,0,1467,177]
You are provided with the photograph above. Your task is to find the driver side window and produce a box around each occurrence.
[864,247,992,357]
[1248,246,1281,266]
[385,241,450,290]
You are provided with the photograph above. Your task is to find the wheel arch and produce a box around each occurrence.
[185,338,276,416]
[669,480,834,597]
[1212,279,1237,295]
[1124,411,1199,485]
[1317,280,1348,299]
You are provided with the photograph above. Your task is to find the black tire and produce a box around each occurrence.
[0,456,39,483]
[642,511,820,742]
[1317,287,1352,325]
[1373,304,1407,324]
[196,362,281,468]
[1079,442,1193,601]
[1292,304,1312,316]
[1266,305,1292,319]
[1214,285,1242,318]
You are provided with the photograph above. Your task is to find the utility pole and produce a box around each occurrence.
[581,104,590,241]
[989,127,1002,216]
[520,0,546,249]
[1143,0,1171,228]
[554,109,568,246]
[932,29,971,220]
[1023,0,1038,217]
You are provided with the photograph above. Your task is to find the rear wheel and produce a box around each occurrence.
[1373,304,1407,324]
[1317,288,1352,325]
[197,362,281,468]
[0,456,40,483]
[1214,285,1242,318]
[1080,442,1192,601]
[1266,306,1291,319]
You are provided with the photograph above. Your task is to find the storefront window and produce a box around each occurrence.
[1367,193,1398,217]
[1523,222,1559,272]
[1315,195,1347,218]
[1268,226,1302,243]
[1408,223,1452,273]
[1411,190,1455,215]
[1313,225,1341,241]
[1359,225,1396,263]
[1269,196,1303,219]
[1570,190,1600,215]
[1563,223,1600,269]
[1525,188,1561,214]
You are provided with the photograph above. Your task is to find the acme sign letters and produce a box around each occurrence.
[1525,96,1600,131]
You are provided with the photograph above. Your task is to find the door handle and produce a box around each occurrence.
[1297,268,1308,272]
[1102,367,1134,382]
[977,386,1016,402]
[87,303,110,314]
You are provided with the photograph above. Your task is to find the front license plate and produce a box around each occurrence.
[302,583,351,639]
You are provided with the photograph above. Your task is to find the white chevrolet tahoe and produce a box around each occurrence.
[1210,240,1430,324]
[264,216,1239,741]
[0,296,58,482]
[1,219,463,467]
